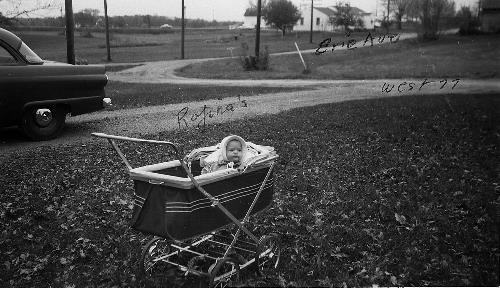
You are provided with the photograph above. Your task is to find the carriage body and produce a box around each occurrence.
[130,160,274,241]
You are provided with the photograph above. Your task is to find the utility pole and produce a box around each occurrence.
[64,0,75,64]
[386,0,390,32]
[309,0,313,43]
[60,7,63,27]
[104,0,111,62]
[255,0,262,58]
[181,0,185,59]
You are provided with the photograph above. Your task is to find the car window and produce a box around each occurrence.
[0,45,17,65]
[19,42,43,64]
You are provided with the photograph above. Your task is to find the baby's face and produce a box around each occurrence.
[226,140,242,163]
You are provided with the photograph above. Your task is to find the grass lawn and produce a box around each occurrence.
[177,34,500,80]
[14,29,366,64]
[105,81,307,110]
[1,93,498,287]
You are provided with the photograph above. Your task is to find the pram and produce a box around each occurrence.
[92,133,280,287]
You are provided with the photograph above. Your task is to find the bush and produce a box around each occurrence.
[75,57,88,65]
[238,43,270,71]
[80,29,94,38]
[458,17,482,35]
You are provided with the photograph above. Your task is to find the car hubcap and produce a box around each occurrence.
[35,108,53,127]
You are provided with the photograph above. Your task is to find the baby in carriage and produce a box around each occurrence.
[200,135,248,174]
[185,135,276,175]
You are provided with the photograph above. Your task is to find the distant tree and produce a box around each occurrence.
[74,8,99,27]
[263,0,300,36]
[356,17,365,29]
[0,0,55,25]
[330,2,357,31]
[110,16,126,28]
[0,12,12,25]
[381,0,415,30]
[416,0,455,40]
[456,5,480,35]
[245,0,268,16]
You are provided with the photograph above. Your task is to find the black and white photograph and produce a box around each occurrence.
[0,0,498,287]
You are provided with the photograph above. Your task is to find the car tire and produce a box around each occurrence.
[20,105,67,141]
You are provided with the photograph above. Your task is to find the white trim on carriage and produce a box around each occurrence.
[163,181,274,213]
[132,180,274,212]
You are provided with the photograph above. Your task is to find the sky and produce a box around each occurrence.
[1,0,477,22]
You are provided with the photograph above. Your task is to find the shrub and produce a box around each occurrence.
[238,42,270,71]
[458,17,482,35]
[75,57,89,65]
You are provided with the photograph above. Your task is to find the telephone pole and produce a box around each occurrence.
[309,0,313,43]
[64,0,75,64]
[181,0,185,59]
[104,0,111,62]
[386,0,390,32]
[255,0,262,57]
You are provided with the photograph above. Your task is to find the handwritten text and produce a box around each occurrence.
[315,32,400,55]
[381,78,460,93]
[176,97,248,130]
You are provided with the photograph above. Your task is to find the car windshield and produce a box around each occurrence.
[19,42,43,64]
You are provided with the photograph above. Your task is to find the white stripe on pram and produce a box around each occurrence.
[164,181,273,209]
[134,186,270,211]
[164,182,273,213]
[132,178,273,212]
[165,190,265,213]
[166,178,273,206]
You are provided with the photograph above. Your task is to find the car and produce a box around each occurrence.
[0,27,110,141]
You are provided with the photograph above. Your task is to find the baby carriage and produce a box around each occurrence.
[91,133,280,287]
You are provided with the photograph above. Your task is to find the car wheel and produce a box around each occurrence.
[21,105,67,141]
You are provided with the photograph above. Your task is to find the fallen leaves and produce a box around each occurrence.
[0,93,498,287]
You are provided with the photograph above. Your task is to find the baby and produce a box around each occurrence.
[201,135,248,174]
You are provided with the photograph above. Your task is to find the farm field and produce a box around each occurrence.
[177,34,500,80]
[1,93,498,287]
[13,28,364,64]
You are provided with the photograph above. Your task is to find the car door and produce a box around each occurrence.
[0,42,23,127]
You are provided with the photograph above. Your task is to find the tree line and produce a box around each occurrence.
[1,7,237,29]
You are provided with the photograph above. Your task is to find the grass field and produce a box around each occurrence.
[14,29,366,64]
[177,34,500,80]
[1,93,498,287]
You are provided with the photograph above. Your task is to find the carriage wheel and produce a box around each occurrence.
[139,237,173,280]
[208,257,241,288]
[255,233,281,276]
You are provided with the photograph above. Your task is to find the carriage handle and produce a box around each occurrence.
[91,132,183,171]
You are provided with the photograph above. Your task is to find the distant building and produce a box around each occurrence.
[481,0,500,32]
[242,7,270,29]
[294,5,374,31]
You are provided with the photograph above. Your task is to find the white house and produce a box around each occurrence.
[294,6,336,31]
[242,8,271,29]
[294,5,375,31]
